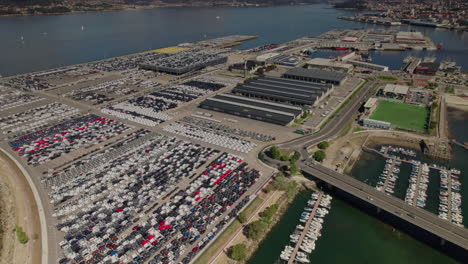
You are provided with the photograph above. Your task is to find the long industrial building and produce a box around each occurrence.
[282,68,347,86]
[232,76,332,106]
[200,93,303,125]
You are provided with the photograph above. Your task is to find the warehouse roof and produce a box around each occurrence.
[283,68,347,82]
[200,94,301,125]
[232,76,332,105]
[383,84,409,95]
[215,93,303,114]
[364,98,378,109]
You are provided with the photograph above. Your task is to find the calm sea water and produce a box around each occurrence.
[1,4,468,76]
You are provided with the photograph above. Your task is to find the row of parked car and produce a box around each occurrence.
[10,114,131,166]
[163,122,257,153]
[102,79,227,126]
[181,116,275,142]
[46,131,259,264]
[0,103,80,135]
[0,90,45,111]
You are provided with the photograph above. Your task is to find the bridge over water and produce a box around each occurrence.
[300,162,468,254]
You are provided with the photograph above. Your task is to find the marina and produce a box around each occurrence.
[279,192,332,264]
[374,145,464,227]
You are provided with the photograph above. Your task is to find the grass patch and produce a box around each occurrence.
[339,118,354,137]
[353,127,366,132]
[370,101,428,131]
[378,76,398,81]
[194,196,265,264]
[295,113,312,124]
[15,226,28,244]
[240,197,265,219]
[194,220,241,264]
[445,86,455,94]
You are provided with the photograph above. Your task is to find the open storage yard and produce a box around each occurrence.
[370,100,429,131]
[0,32,376,264]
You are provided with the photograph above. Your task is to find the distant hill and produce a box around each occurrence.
[0,0,326,16]
[1,0,325,6]
[333,0,367,9]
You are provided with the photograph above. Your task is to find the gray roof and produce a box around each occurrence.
[216,93,303,112]
[283,68,347,82]
[205,98,295,117]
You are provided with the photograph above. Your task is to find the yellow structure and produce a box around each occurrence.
[151,46,189,54]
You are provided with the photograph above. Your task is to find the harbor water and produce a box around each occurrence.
[248,190,457,264]
[1,4,468,76]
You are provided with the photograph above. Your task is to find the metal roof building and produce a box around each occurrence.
[232,76,332,106]
[282,68,347,85]
[199,93,303,125]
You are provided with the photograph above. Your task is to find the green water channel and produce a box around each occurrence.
[248,189,457,264]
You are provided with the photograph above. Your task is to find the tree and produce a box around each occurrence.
[238,211,248,224]
[272,173,289,190]
[260,204,279,221]
[291,152,301,162]
[270,145,281,159]
[290,161,299,175]
[247,220,268,240]
[317,141,329,150]
[280,154,289,161]
[229,244,247,261]
[286,180,298,198]
[313,151,326,162]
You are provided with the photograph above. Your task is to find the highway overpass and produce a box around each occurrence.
[301,163,468,252]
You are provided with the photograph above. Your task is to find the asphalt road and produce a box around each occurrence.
[279,79,379,158]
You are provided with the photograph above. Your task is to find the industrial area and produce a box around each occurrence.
[0,28,467,264]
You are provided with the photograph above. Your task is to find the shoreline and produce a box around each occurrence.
[0,3,318,18]
[244,186,308,263]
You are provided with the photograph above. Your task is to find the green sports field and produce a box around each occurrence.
[370,100,428,131]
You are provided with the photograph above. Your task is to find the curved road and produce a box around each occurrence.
[279,79,379,157]
[268,79,468,251]
[0,147,48,264]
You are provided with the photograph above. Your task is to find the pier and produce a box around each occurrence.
[363,146,446,172]
[412,165,424,206]
[288,192,323,264]
[451,140,468,150]
[447,172,453,220]
[382,160,397,192]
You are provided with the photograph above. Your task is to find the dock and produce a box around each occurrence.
[382,160,397,191]
[451,140,468,151]
[447,172,453,220]
[363,146,446,172]
[288,192,323,264]
[412,165,424,206]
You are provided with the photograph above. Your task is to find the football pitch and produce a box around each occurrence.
[370,100,428,131]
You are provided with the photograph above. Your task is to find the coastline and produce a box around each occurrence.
[0,2,316,18]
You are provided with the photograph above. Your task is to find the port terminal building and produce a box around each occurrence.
[348,60,389,72]
[282,68,347,86]
[232,75,332,106]
[382,84,409,99]
[199,93,303,125]
[306,58,353,73]
[363,118,391,129]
